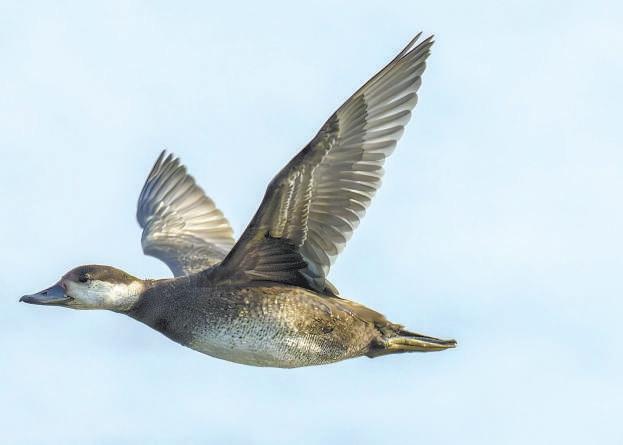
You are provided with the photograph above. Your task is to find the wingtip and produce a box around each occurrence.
[396,32,435,62]
[163,150,178,165]
[398,32,423,58]
[156,148,168,164]
[415,33,435,49]
[411,31,423,44]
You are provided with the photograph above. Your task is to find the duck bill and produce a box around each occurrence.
[20,283,72,306]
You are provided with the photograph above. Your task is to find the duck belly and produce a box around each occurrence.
[179,286,377,368]
[187,320,336,368]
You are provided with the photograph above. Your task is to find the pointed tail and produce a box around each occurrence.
[367,328,457,358]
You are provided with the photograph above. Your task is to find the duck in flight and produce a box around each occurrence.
[21,34,456,368]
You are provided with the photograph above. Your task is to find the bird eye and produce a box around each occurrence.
[78,274,90,283]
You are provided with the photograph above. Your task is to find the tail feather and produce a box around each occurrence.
[367,329,457,358]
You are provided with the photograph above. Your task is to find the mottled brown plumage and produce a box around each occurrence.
[128,275,454,368]
[21,33,456,368]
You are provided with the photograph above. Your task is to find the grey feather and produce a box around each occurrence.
[137,151,235,275]
[215,34,433,293]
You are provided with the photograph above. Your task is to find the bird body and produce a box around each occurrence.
[21,33,456,368]
[128,276,453,368]
[130,279,377,367]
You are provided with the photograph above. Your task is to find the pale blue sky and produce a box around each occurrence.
[1,1,622,444]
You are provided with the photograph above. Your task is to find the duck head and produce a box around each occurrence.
[20,265,144,312]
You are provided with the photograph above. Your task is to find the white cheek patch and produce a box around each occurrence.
[66,281,114,307]
[66,281,140,310]
[91,282,123,305]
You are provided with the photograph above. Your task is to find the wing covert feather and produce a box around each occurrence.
[215,34,433,292]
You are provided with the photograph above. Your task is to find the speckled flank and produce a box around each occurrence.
[187,288,376,367]
[129,283,382,368]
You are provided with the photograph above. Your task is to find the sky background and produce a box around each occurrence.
[1,1,622,444]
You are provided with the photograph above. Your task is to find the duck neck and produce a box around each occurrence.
[122,278,170,317]
[108,280,148,313]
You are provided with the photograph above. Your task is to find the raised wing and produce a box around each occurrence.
[213,34,433,293]
[137,151,235,276]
